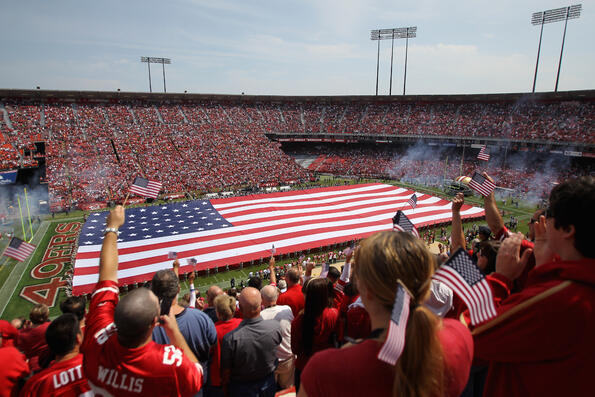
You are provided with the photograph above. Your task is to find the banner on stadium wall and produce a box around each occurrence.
[583,152,595,158]
[564,151,582,157]
[124,197,146,205]
[376,140,391,143]
[80,202,107,211]
[550,150,563,154]
[306,138,323,142]
[0,170,18,185]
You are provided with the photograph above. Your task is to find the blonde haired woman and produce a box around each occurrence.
[299,231,473,397]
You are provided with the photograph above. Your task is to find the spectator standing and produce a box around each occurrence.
[0,333,29,397]
[81,206,203,396]
[17,304,51,372]
[221,287,282,397]
[0,319,18,348]
[60,296,87,329]
[277,268,304,317]
[204,286,224,324]
[208,294,242,396]
[299,231,473,397]
[473,176,595,397]
[151,260,217,397]
[20,314,91,396]
[260,285,295,389]
[291,278,339,391]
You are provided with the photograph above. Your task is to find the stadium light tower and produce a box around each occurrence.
[531,4,582,93]
[140,57,172,93]
[371,27,417,96]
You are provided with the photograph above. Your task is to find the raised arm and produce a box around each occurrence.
[268,256,277,286]
[450,193,466,253]
[482,173,505,236]
[99,205,125,283]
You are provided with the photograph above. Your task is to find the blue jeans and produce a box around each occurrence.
[229,373,276,397]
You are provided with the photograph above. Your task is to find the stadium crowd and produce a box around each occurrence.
[1,175,593,397]
[0,97,593,209]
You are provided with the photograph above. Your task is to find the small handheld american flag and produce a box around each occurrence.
[129,177,162,199]
[407,194,418,209]
[4,237,36,262]
[378,282,411,365]
[433,248,497,325]
[477,145,490,161]
[468,172,496,197]
[392,210,419,238]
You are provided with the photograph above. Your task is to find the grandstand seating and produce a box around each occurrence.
[0,95,593,209]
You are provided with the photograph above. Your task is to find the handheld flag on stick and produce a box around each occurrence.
[378,282,411,365]
[4,237,35,262]
[168,251,178,259]
[271,244,276,255]
[477,145,490,161]
[187,258,197,267]
[320,262,330,279]
[432,248,497,325]
[407,194,418,209]
[468,172,496,197]
[392,211,419,238]
[129,176,162,199]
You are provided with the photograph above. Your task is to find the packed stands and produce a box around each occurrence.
[0,93,593,209]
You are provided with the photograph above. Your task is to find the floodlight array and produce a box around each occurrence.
[531,4,582,25]
[140,57,172,64]
[371,27,417,40]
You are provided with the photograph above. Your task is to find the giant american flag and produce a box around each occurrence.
[73,183,485,295]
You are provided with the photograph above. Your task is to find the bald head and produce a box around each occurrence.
[207,285,223,305]
[260,285,278,307]
[286,268,300,286]
[239,287,262,319]
[114,288,159,347]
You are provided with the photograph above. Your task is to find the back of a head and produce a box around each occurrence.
[214,294,236,321]
[46,313,80,357]
[260,285,279,306]
[60,296,87,321]
[354,231,443,397]
[239,287,262,318]
[151,269,179,300]
[30,303,49,324]
[301,278,334,355]
[548,176,595,258]
[207,285,224,305]
[479,240,501,275]
[114,288,159,348]
[248,276,262,290]
[286,268,300,286]
[327,267,341,283]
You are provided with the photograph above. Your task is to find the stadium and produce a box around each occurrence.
[0,2,593,397]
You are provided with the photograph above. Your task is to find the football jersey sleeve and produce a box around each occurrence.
[158,344,203,396]
[82,280,120,354]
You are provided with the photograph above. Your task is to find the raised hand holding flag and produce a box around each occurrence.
[468,172,496,197]
[432,248,497,325]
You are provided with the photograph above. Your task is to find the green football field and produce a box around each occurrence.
[0,178,535,322]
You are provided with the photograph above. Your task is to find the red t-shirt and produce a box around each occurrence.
[17,322,51,372]
[0,320,18,348]
[210,318,242,387]
[277,284,304,317]
[0,346,29,397]
[291,307,339,371]
[81,280,203,396]
[20,354,90,396]
[301,319,473,397]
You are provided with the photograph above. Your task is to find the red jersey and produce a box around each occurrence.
[0,320,18,348]
[301,319,473,397]
[81,281,202,396]
[291,307,339,370]
[473,258,595,397]
[277,284,304,317]
[20,354,91,397]
[17,322,50,372]
[210,318,242,387]
[0,346,29,397]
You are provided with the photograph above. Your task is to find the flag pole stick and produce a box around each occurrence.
[123,192,130,207]
[24,188,34,242]
[17,196,27,240]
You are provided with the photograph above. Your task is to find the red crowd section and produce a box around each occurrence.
[0,98,593,210]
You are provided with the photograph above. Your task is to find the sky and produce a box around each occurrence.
[0,0,593,96]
